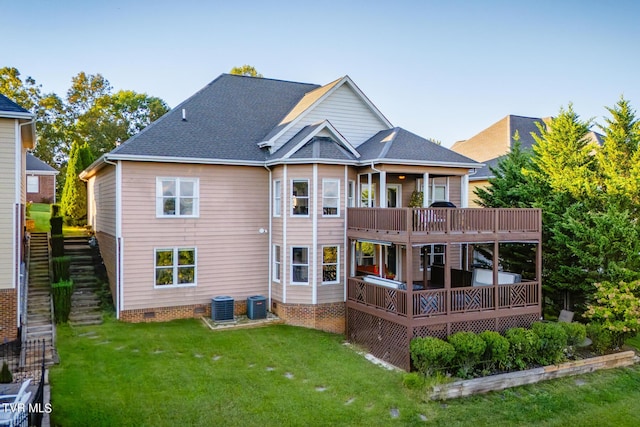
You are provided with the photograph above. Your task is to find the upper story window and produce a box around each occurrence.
[360,183,376,207]
[273,180,282,217]
[155,247,196,287]
[291,179,309,216]
[156,177,199,218]
[322,179,340,216]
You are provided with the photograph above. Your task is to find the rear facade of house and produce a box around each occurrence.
[83,75,542,369]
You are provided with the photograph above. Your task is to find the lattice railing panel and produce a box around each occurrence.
[496,313,539,333]
[413,324,448,340]
[347,308,409,370]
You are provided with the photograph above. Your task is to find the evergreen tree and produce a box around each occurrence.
[60,142,91,225]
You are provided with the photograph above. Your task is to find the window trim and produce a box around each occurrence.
[360,183,376,208]
[322,178,340,217]
[273,180,282,217]
[27,175,39,193]
[156,177,200,218]
[291,246,309,285]
[154,247,197,288]
[321,245,340,285]
[347,180,355,208]
[291,179,310,217]
[273,244,281,283]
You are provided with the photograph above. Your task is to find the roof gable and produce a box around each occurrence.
[26,153,58,174]
[260,75,392,150]
[0,94,31,116]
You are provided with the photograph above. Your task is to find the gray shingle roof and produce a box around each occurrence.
[26,153,58,173]
[358,128,479,165]
[112,74,319,161]
[470,156,501,180]
[0,94,31,115]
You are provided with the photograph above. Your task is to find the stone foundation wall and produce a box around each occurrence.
[0,288,18,342]
[271,301,345,334]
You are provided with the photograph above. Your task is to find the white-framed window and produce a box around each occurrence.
[273,180,282,217]
[417,178,448,205]
[360,183,376,207]
[27,175,39,193]
[291,179,309,216]
[347,180,355,207]
[156,177,199,217]
[154,247,196,287]
[322,179,340,216]
[291,247,309,284]
[322,245,339,284]
[422,244,445,268]
[273,244,281,282]
[356,241,375,266]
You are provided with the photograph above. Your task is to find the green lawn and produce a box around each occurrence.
[49,318,640,427]
[29,203,51,232]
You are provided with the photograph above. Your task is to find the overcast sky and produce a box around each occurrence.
[3,0,639,147]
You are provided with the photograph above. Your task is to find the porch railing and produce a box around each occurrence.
[348,277,539,318]
[348,208,541,234]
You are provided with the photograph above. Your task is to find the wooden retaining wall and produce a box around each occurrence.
[429,350,638,400]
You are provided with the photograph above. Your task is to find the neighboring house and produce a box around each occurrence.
[451,115,603,207]
[0,94,36,342]
[26,153,58,204]
[82,75,542,369]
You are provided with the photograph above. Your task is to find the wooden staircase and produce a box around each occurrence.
[65,236,104,326]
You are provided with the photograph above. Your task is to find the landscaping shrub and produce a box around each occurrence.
[52,279,73,324]
[532,321,568,365]
[587,323,615,355]
[52,256,71,283]
[410,336,455,377]
[448,331,486,378]
[479,330,510,371]
[402,372,426,390]
[50,204,61,217]
[50,216,63,235]
[0,361,12,383]
[560,322,587,346]
[505,327,541,370]
[51,234,65,258]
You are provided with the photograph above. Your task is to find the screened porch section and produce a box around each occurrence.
[345,207,543,370]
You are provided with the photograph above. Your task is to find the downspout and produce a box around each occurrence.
[103,157,123,319]
[264,164,272,309]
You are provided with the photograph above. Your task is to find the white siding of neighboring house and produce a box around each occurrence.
[0,119,16,289]
[118,162,270,310]
[275,84,390,151]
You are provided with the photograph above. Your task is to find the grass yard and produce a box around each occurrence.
[29,203,51,232]
[49,318,640,427]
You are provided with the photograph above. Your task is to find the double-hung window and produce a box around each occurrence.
[27,175,39,193]
[155,248,196,287]
[156,177,199,217]
[322,246,339,284]
[347,180,355,207]
[360,183,376,207]
[322,179,339,216]
[273,245,281,282]
[291,180,309,216]
[291,247,309,284]
[273,180,282,217]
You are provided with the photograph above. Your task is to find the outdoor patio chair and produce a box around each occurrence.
[0,379,32,427]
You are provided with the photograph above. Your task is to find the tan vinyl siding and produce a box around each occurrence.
[277,85,389,149]
[448,176,462,207]
[0,120,16,289]
[468,180,488,208]
[119,162,269,310]
[451,116,510,162]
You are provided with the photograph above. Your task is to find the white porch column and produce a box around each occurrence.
[379,170,387,208]
[367,173,372,207]
[422,172,430,207]
[461,174,469,208]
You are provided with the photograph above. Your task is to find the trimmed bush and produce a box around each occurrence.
[50,204,61,217]
[479,330,510,371]
[52,256,72,282]
[50,216,63,235]
[532,321,568,365]
[505,327,541,370]
[410,336,455,376]
[51,234,65,258]
[448,331,486,378]
[52,279,73,324]
[587,323,614,355]
[560,322,587,347]
[0,361,12,383]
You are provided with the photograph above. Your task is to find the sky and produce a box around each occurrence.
[2,0,640,147]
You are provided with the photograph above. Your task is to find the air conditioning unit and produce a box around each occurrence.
[211,296,234,321]
[247,295,267,320]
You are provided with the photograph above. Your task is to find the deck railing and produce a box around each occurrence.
[348,278,539,319]
[348,208,541,234]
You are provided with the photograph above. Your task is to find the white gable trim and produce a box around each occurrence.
[261,76,392,147]
[280,120,360,160]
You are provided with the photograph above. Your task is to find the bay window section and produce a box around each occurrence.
[155,248,196,287]
[322,179,340,216]
[322,246,339,284]
[156,177,199,217]
[273,244,281,282]
[292,180,309,216]
[273,180,282,217]
[291,247,309,284]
